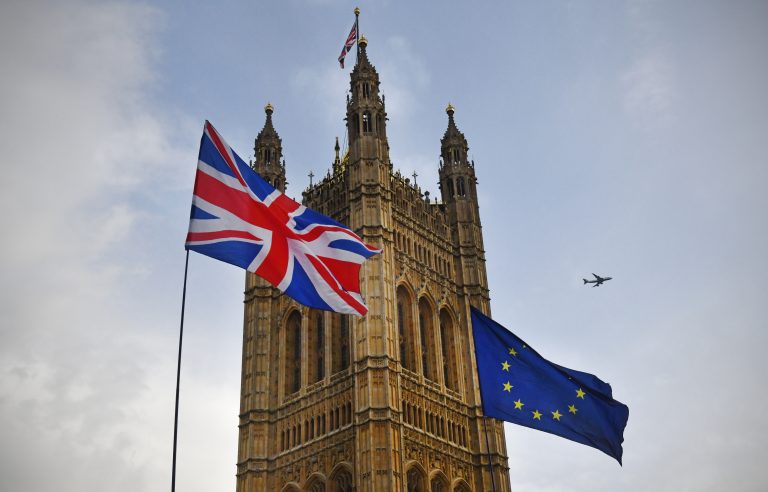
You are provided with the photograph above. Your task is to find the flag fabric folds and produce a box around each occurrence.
[186,121,381,316]
[338,21,357,68]
[470,307,629,463]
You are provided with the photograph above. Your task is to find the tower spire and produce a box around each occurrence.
[346,35,390,164]
[356,35,371,67]
[252,102,286,192]
[439,103,476,204]
[441,103,468,166]
[333,136,342,174]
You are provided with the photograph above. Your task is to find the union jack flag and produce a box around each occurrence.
[186,121,380,316]
[338,21,357,68]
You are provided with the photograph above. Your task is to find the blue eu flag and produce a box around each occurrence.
[471,307,629,464]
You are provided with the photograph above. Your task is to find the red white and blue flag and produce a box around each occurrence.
[338,21,357,68]
[186,121,380,316]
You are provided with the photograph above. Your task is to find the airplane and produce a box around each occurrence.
[583,273,612,287]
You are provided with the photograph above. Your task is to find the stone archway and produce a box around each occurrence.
[328,463,353,492]
[305,473,326,492]
[405,462,428,492]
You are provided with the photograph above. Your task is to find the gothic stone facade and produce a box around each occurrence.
[236,39,510,492]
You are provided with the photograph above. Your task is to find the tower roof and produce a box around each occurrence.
[441,103,467,148]
[351,34,377,80]
[256,102,281,144]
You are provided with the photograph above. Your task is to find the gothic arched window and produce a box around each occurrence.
[446,178,454,198]
[440,308,459,391]
[362,111,373,133]
[418,297,437,381]
[297,422,302,445]
[430,474,449,492]
[306,475,326,492]
[341,316,349,368]
[331,314,350,373]
[406,467,425,492]
[309,311,325,383]
[284,311,302,395]
[331,467,353,492]
[454,481,472,492]
[457,176,466,197]
[397,286,416,372]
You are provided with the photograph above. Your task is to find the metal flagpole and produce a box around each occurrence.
[354,6,360,62]
[171,250,190,492]
[483,417,498,492]
[471,302,498,492]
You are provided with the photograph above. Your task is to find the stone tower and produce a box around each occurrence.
[251,102,286,193]
[236,37,510,492]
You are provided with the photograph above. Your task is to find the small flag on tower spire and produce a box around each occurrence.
[338,8,359,68]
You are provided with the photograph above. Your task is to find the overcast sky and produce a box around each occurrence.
[1,1,767,491]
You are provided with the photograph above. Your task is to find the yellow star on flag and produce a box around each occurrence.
[576,388,586,399]
[551,409,562,421]
[532,410,542,420]
[568,404,578,414]
[501,361,510,371]
[503,381,512,392]
[514,399,524,410]
[508,347,518,357]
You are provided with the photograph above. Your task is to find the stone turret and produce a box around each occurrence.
[346,36,390,164]
[438,104,488,304]
[252,102,286,192]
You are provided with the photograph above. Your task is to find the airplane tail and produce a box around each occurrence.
[583,278,588,284]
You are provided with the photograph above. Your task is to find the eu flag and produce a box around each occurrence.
[471,307,629,464]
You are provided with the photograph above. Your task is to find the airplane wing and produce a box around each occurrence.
[592,273,600,280]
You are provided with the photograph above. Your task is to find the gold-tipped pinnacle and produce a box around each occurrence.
[446,102,455,114]
[358,35,368,47]
[265,102,274,113]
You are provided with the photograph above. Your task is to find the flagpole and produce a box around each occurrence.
[171,250,190,492]
[471,302,498,492]
[354,6,360,63]
[483,417,498,492]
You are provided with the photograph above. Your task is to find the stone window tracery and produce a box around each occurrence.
[440,309,459,391]
[332,314,350,373]
[362,111,373,133]
[457,176,466,197]
[331,468,353,492]
[407,467,425,492]
[431,475,449,492]
[454,481,471,492]
[397,286,417,371]
[352,114,360,136]
[306,476,326,492]
[309,311,325,383]
[284,311,302,395]
[418,298,437,381]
